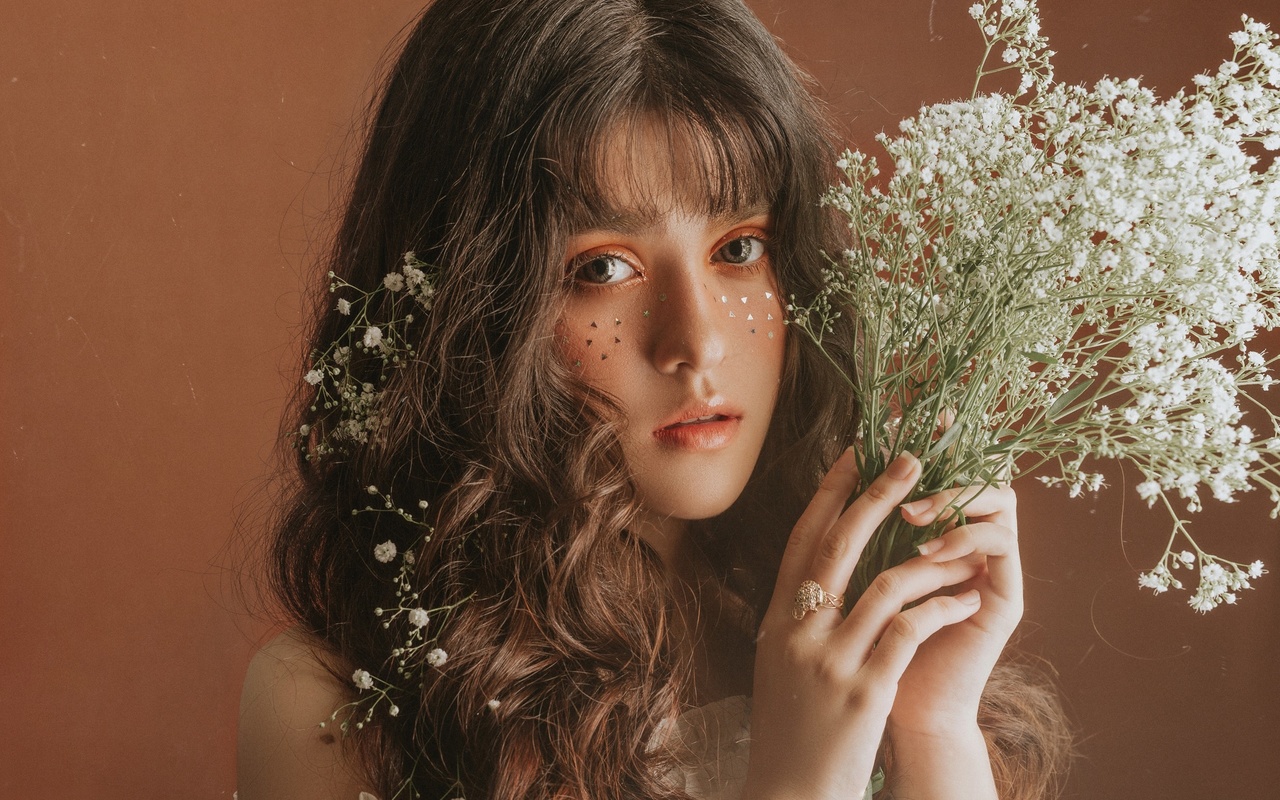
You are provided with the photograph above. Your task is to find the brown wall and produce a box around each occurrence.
[3,1,1277,797]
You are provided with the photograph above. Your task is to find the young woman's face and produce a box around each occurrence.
[558,121,787,531]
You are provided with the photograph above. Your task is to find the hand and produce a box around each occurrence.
[742,449,988,800]
[889,483,1023,739]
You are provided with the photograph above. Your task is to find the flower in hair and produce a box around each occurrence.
[352,669,374,691]
[298,253,437,460]
[373,540,397,563]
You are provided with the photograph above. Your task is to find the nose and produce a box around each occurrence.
[650,264,727,376]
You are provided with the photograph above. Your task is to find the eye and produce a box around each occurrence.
[573,253,637,286]
[715,235,768,265]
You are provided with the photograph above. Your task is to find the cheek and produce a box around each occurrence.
[556,300,648,380]
[718,286,787,369]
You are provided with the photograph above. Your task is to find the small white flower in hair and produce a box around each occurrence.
[374,540,397,563]
[352,669,374,691]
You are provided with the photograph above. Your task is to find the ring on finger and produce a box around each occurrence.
[793,579,844,620]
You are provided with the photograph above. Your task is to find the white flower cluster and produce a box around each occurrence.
[1139,550,1266,612]
[298,252,437,460]
[323,489,467,737]
[799,2,1280,608]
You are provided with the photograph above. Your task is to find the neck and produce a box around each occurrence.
[631,509,755,705]
[630,509,690,575]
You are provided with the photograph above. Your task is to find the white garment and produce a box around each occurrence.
[661,695,878,800]
[661,695,755,800]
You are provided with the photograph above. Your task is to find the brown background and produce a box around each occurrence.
[3,1,1278,797]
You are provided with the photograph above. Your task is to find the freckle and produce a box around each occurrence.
[614,336,621,343]
[601,353,608,360]
[747,314,754,321]
[659,293,667,302]
[614,318,621,326]
[765,292,773,300]
[590,321,597,328]
[750,328,756,334]
[740,297,747,303]
[586,339,593,346]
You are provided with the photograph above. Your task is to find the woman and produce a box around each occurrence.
[238,0,1071,798]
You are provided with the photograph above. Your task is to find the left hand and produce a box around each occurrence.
[886,483,1023,737]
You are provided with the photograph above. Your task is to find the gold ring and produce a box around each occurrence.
[793,579,844,620]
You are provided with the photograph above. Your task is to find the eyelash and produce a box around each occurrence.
[566,230,772,291]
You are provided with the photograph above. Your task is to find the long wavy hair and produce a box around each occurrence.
[268,1,1070,798]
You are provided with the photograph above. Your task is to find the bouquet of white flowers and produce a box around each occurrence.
[791,0,1280,610]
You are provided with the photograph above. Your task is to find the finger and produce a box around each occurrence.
[918,522,1024,624]
[860,592,981,684]
[804,452,921,613]
[770,446,860,612]
[916,521,1017,563]
[831,554,982,651]
[898,483,1017,531]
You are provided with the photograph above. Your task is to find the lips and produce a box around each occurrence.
[653,401,742,450]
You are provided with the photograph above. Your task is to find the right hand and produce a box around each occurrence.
[742,448,983,800]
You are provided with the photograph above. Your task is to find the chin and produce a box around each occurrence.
[634,479,748,522]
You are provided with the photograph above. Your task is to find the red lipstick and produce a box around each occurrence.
[653,401,742,451]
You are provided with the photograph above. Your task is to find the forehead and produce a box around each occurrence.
[557,111,778,233]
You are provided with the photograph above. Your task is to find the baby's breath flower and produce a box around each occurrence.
[373,540,397,564]
[362,326,383,349]
[408,608,430,628]
[383,272,405,292]
[352,669,374,691]
[426,648,449,667]
[304,369,324,386]
[807,2,1278,607]
[336,297,352,315]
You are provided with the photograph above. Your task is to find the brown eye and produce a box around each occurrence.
[575,254,636,285]
[716,236,767,265]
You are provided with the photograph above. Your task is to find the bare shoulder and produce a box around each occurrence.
[238,628,375,800]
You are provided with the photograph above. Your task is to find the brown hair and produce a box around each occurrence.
[267,1,1071,798]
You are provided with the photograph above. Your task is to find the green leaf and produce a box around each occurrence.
[1047,381,1090,421]
[922,419,965,460]
[1021,350,1057,364]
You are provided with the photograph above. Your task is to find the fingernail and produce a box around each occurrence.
[957,589,981,605]
[901,498,932,517]
[886,452,917,479]
[917,538,942,556]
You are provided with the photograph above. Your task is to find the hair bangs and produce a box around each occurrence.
[542,95,788,235]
